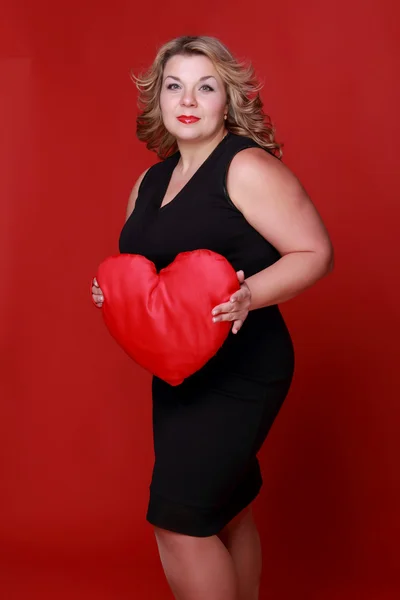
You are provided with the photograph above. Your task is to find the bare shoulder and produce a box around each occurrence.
[226,146,306,211]
[125,166,152,221]
[225,146,333,261]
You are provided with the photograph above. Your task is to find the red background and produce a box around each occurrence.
[1,1,399,598]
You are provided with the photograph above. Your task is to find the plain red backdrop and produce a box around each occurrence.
[1,1,399,598]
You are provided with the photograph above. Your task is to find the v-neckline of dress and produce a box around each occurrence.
[158,131,231,212]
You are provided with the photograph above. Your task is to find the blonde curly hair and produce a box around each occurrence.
[131,35,283,160]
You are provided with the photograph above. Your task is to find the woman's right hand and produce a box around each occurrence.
[91,277,104,308]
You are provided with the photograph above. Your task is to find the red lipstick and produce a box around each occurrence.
[177,115,200,124]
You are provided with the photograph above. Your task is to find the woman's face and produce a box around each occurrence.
[159,54,228,142]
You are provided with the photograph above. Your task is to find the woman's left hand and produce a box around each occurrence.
[211,270,252,334]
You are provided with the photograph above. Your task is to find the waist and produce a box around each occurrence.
[203,305,295,383]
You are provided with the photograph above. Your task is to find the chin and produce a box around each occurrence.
[170,128,202,142]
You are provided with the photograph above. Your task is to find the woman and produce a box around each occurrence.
[92,35,333,600]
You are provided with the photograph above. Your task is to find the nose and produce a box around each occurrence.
[180,88,197,107]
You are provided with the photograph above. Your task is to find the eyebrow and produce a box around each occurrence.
[164,75,217,83]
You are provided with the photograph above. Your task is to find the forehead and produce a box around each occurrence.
[163,54,221,81]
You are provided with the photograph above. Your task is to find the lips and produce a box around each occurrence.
[177,116,200,124]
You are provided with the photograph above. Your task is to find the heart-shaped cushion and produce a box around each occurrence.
[95,249,240,385]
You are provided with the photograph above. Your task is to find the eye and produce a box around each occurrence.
[165,83,215,91]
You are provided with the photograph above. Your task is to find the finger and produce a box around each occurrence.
[212,301,237,317]
[230,288,248,304]
[93,277,99,287]
[236,270,245,283]
[92,291,103,301]
[232,319,243,334]
[213,311,245,323]
[91,295,103,308]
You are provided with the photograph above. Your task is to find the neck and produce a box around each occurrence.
[176,128,228,175]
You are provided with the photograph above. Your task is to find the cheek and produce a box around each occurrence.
[205,95,226,117]
[159,92,173,115]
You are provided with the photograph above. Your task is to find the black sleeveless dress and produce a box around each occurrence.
[119,131,295,537]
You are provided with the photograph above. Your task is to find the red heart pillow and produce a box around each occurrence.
[95,249,240,385]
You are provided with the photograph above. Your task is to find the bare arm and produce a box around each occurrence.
[91,166,151,308]
[125,167,151,221]
[226,148,334,310]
